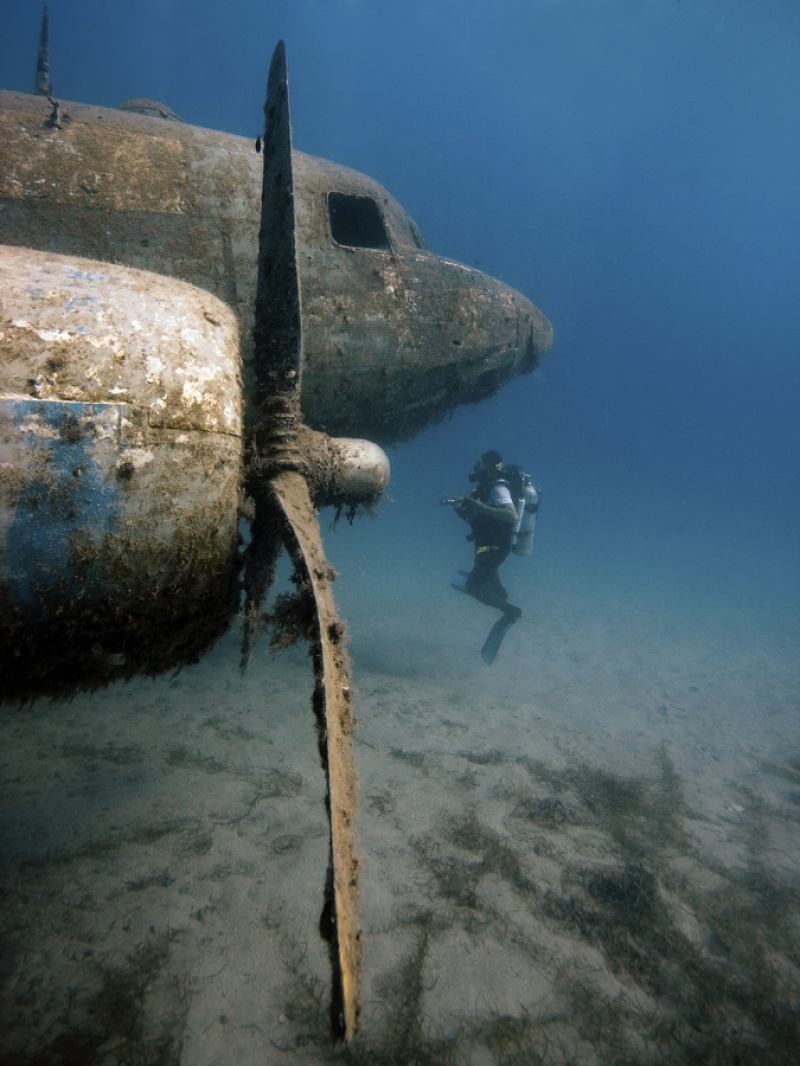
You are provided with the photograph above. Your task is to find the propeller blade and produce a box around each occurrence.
[271,469,361,1041]
[242,38,301,645]
[243,41,362,1042]
[34,5,51,97]
[253,38,302,406]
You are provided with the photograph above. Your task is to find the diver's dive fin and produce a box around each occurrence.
[481,612,518,665]
[450,570,469,592]
[271,470,361,1042]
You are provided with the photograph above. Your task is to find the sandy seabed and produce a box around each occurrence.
[1,521,798,1066]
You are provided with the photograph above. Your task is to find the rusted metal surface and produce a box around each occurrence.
[0,246,242,701]
[0,89,552,445]
[272,470,362,1042]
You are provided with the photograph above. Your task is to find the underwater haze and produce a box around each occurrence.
[2,1,799,1064]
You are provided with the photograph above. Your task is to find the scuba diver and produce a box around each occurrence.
[445,450,540,664]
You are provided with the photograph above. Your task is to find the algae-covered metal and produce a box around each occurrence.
[0,89,552,444]
[0,246,243,698]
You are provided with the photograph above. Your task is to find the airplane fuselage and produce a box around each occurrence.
[0,90,552,445]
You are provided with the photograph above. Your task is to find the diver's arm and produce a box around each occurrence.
[460,497,518,524]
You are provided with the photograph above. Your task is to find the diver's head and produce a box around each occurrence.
[469,450,504,483]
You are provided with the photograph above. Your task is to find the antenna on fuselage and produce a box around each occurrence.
[34,5,51,96]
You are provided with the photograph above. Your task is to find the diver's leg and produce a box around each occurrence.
[480,562,519,661]
[466,551,510,612]
[464,550,521,663]
[487,567,509,604]
[470,551,521,618]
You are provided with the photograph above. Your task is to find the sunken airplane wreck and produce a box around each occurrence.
[0,11,552,1044]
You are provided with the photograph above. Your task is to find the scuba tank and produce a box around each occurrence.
[510,470,541,557]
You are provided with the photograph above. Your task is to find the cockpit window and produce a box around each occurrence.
[328,193,392,250]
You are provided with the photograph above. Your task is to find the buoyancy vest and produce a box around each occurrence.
[465,477,515,550]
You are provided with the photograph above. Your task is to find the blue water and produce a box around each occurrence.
[2,1,799,1061]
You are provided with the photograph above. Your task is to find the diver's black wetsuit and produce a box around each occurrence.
[460,480,522,620]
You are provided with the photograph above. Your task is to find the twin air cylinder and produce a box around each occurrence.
[0,246,388,701]
[511,476,541,557]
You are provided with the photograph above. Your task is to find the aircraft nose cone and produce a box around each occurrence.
[392,257,553,438]
[300,254,552,445]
